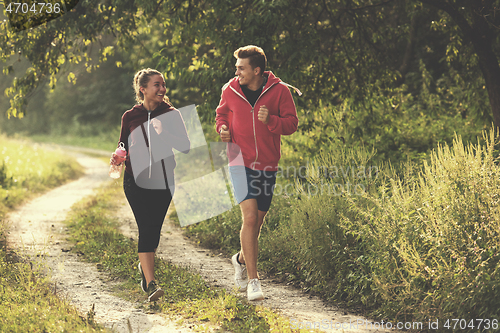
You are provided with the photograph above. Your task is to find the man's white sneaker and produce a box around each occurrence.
[231,253,248,291]
[247,278,264,301]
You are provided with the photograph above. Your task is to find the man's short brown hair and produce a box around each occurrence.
[234,45,267,75]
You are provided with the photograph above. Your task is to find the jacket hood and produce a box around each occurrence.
[227,71,302,96]
[132,101,173,113]
[228,71,280,91]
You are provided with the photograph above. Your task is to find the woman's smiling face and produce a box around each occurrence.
[141,74,166,105]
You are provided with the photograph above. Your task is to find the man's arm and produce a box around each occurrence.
[215,85,232,141]
[266,87,298,135]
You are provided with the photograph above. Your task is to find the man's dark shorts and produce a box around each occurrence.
[229,166,277,212]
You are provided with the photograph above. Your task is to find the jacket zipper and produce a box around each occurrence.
[147,111,152,178]
[230,83,276,169]
[251,106,257,169]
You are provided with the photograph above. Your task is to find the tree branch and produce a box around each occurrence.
[338,0,395,12]
[418,0,474,42]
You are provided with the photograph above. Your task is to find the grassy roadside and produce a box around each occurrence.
[0,135,84,219]
[65,179,319,333]
[28,130,119,153]
[0,135,103,332]
[184,129,500,328]
[0,254,104,332]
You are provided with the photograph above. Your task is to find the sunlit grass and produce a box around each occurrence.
[0,251,104,332]
[0,134,101,333]
[183,128,500,326]
[28,133,118,152]
[0,134,83,219]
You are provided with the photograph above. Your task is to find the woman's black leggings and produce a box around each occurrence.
[123,171,173,253]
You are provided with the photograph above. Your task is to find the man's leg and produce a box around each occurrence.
[239,199,267,279]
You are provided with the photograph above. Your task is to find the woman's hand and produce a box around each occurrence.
[151,118,163,134]
[110,152,127,166]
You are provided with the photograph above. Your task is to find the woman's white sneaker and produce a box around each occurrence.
[231,253,248,291]
[247,278,264,301]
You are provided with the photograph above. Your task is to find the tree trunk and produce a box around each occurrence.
[397,14,418,85]
[418,0,500,128]
[473,33,500,128]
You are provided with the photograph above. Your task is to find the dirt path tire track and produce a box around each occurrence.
[6,145,390,332]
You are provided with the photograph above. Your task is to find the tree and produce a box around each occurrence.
[1,0,498,128]
[415,0,500,127]
[0,0,141,117]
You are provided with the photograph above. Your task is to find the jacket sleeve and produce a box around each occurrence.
[118,111,130,152]
[266,86,298,135]
[215,84,231,135]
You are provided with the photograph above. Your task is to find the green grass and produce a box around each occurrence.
[65,180,319,333]
[0,134,84,220]
[183,128,500,330]
[0,134,102,333]
[0,251,103,332]
[0,135,83,217]
[28,125,120,152]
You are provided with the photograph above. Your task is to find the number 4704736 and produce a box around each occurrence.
[5,2,61,15]
[443,319,498,330]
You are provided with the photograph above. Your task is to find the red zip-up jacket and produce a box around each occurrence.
[215,71,300,171]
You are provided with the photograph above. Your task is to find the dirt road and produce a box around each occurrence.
[6,149,193,332]
[6,146,389,332]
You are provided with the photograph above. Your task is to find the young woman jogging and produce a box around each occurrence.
[110,68,190,301]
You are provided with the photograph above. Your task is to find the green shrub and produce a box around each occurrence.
[283,70,487,171]
[343,129,500,322]
[187,127,500,325]
[260,139,389,309]
[0,161,12,189]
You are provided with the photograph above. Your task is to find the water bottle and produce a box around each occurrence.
[109,142,127,179]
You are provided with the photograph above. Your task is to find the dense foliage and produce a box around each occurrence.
[1,0,499,126]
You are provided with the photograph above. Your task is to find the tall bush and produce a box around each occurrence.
[262,128,500,323]
[344,129,500,321]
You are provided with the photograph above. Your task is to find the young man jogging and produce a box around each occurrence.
[215,45,300,301]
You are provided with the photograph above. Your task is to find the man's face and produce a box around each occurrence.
[235,58,259,87]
